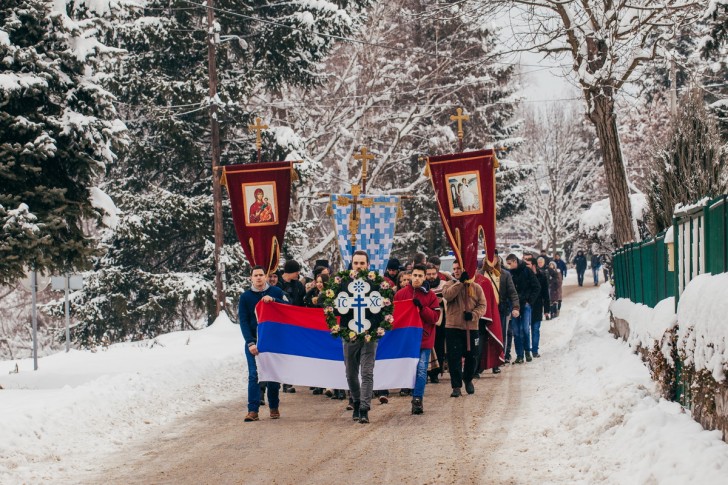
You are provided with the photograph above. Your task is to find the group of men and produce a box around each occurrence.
[237,248,565,423]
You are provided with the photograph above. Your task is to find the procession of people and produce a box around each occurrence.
[238,247,569,423]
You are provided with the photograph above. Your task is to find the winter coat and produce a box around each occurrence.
[442,280,487,331]
[532,269,551,323]
[509,260,541,310]
[548,268,563,302]
[303,287,322,307]
[574,254,587,272]
[554,258,567,277]
[394,284,441,349]
[238,285,288,345]
[497,268,520,316]
[278,277,306,306]
[591,254,601,269]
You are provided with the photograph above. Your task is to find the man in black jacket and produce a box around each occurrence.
[277,259,305,393]
[574,250,587,287]
[505,254,540,364]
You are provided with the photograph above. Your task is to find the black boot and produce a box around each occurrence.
[359,408,369,424]
[411,397,423,415]
[352,401,360,421]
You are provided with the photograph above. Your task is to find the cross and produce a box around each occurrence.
[353,146,375,194]
[248,117,268,162]
[450,108,469,151]
[335,279,383,334]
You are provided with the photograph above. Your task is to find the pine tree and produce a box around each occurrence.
[0,0,127,283]
[647,88,728,232]
[63,0,373,344]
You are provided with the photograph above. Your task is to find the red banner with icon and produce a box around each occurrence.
[222,162,294,274]
[425,149,498,276]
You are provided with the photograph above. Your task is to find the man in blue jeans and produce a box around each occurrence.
[394,264,441,414]
[239,265,288,422]
[505,254,540,364]
[591,253,602,286]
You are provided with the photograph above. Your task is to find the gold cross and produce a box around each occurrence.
[450,108,469,140]
[353,147,375,194]
[248,117,268,150]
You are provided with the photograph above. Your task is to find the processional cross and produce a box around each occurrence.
[450,108,470,152]
[337,147,375,255]
[248,117,268,162]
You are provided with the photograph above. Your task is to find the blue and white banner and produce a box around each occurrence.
[255,300,421,389]
[331,194,400,273]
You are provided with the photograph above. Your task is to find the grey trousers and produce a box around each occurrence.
[343,339,378,410]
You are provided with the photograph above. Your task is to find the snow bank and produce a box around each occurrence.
[498,282,728,483]
[676,272,728,382]
[610,297,677,352]
[0,314,245,483]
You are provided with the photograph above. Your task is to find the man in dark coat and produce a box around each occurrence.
[505,254,540,364]
[591,253,602,286]
[531,258,551,358]
[277,259,306,393]
[574,250,587,287]
[553,253,567,278]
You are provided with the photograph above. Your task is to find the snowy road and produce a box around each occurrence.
[4,276,728,484]
[82,277,728,484]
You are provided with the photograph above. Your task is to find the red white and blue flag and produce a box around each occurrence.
[255,301,423,389]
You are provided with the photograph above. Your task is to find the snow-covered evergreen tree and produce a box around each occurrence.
[646,88,728,232]
[64,0,373,344]
[0,0,127,283]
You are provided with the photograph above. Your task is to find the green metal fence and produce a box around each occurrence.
[613,194,728,308]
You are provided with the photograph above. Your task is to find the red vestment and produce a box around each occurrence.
[474,273,505,370]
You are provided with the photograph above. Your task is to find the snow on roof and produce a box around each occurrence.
[674,197,710,216]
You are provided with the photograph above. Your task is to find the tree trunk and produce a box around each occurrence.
[587,93,636,246]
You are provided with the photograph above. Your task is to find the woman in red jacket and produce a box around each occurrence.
[394,264,441,414]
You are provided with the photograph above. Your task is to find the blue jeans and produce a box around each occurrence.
[413,348,431,398]
[502,314,512,360]
[245,345,280,412]
[593,267,600,285]
[531,320,541,355]
[512,304,532,359]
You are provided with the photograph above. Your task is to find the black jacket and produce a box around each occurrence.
[509,260,541,309]
[532,269,551,322]
[574,254,587,272]
[278,277,306,306]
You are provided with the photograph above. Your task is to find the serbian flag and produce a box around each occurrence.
[255,301,423,389]
[425,149,498,276]
[222,162,295,274]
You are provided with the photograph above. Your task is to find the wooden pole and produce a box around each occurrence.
[206,0,225,317]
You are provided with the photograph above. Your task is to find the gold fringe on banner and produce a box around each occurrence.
[397,203,404,220]
[326,201,333,216]
[423,161,430,178]
[290,166,299,183]
[220,170,227,188]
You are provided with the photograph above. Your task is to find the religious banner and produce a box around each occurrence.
[425,149,498,276]
[329,193,401,272]
[222,162,295,274]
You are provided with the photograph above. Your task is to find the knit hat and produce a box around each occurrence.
[283,259,301,274]
[386,258,400,270]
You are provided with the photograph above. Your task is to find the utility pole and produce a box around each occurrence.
[206,0,225,317]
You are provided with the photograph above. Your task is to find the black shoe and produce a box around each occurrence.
[514,357,524,364]
[399,389,411,397]
[352,401,360,421]
[465,381,475,395]
[526,352,533,362]
[283,384,296,393]
[336,390,346,400]
[493,367,501,374]
[473,372,481,379]
[534,353,541,358]
[313,388,323,395]
[359,408,369,424]
[450,388,462,398]
[411,397,423,415]
[379,395,389,404]
[429,374,439,384]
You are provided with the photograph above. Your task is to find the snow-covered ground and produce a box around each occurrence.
[3,275,728,483]
[0,315,244,483]
[495,274,728,483]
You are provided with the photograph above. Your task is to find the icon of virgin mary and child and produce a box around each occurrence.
[249,188,275,224]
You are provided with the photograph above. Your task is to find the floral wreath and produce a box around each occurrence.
[321,268,395,343]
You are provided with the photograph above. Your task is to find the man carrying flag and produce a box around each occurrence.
[394,264,440,414]
[239,266,288,422]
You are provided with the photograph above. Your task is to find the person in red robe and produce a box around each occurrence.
[474,262,505,374]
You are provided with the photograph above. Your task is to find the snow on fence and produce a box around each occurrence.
[613,194,728,308]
